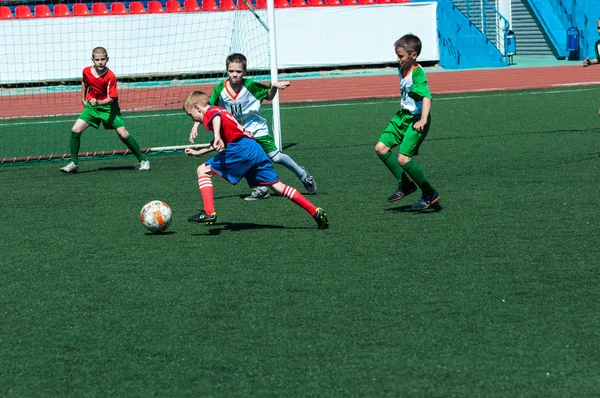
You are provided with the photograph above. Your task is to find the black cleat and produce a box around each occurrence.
[313,207,329,229]
[410,190,441,211]
[387,183,417,202]
[188,210,217,225]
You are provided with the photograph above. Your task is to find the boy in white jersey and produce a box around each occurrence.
[583,18,600,69]
[375,34,440,210]
[583,18,600,116]
[189,53,316,200]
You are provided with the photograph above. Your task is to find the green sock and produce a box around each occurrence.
[378,152,406,185]
[401,159,434,194]
[121,135,146,161]
[69,132,82,164]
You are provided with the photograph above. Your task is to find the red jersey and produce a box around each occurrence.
[82,66,118,102]
[203,106,252,144]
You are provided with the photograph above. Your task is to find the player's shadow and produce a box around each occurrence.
[386,203,443,213]
[73,165,138,174]
[191,222,309,236]
[234,192,283,200]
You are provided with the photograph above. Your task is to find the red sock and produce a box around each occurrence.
[198,175,215,214]
[281,184,317,216]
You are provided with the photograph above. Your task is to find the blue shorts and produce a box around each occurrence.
[206,138,279,187]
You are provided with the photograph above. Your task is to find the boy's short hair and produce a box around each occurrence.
[394,34,422,56]
[92,46,108,57]
[226,53,247,70]
[183,91,210,112]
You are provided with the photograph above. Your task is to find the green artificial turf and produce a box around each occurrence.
[2,87,600,396]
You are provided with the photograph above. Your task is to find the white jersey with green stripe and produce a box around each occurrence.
[398,64,432,115]
[209,78,271,138]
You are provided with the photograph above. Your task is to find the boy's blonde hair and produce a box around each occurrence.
[226,53,247,70]
[183,91,210,112]
[394,34,422,56]
[92,46,108,57]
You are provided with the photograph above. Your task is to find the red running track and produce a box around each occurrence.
[2,65,600,119]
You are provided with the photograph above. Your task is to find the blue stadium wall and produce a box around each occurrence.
[576,0,600,60]
[426,0,599,69]
[525,0,598,60]
[419,0,507,69]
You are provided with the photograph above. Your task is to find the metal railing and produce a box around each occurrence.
[451,0,510,57]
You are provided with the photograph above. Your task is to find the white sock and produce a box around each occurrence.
[268,151,307,180]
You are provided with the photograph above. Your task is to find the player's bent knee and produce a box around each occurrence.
[269,182,284,194]
[375,142,390,155]
[267,150,280,160]
[72,119,88,133]
[271,153,284,163]
[398,154,411,166]
[116,128,130,140]
[197,163,212,176]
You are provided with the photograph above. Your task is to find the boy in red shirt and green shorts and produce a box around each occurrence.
[60,47,149,173]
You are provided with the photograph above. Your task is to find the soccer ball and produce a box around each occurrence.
[140,200,172,233]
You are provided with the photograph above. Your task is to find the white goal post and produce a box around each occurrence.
[0,2,283,164]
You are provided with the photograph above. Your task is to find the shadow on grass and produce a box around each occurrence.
[65,165,138,174]
[144,231,176,236]
[386,203,443,213]
[191,222,310,236]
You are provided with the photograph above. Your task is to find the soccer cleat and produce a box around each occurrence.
[387,183,417,202]
[139,160,150,171]
[410,190,441,211]
[313,207,329,229]
[244,186,270,201]
[60,162,79,173]
[300,167,317,195]
[188,210,217,225]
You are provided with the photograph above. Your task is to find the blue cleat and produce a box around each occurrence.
[410,190,441,211]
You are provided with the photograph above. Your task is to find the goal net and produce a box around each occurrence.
[0,3,273,165]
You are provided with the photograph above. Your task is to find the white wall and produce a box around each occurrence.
[0,2,438,84]
[496,0,511,29]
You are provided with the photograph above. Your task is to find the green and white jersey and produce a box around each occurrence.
[209,78,271,138]
[398,64,432,115]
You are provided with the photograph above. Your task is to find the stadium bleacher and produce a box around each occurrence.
[0,0,410,18]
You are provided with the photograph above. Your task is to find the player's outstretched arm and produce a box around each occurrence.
[185,144,215,157]
[267,81,291,100]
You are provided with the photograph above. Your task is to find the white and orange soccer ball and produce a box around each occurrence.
[140,200,172,233]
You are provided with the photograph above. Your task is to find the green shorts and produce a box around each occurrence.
[378,110,431,157]
[78,103,126,130]
[253,134,278,155]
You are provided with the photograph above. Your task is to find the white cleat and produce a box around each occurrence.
[244,186,270,201]
[60,162,79,173]
[139,160,150,171]
[300,167,317,194]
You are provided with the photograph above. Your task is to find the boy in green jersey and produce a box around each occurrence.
[375,34,440,210]
[189,53,316,200]
[583,18,600,68]
[583,19,600,116]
